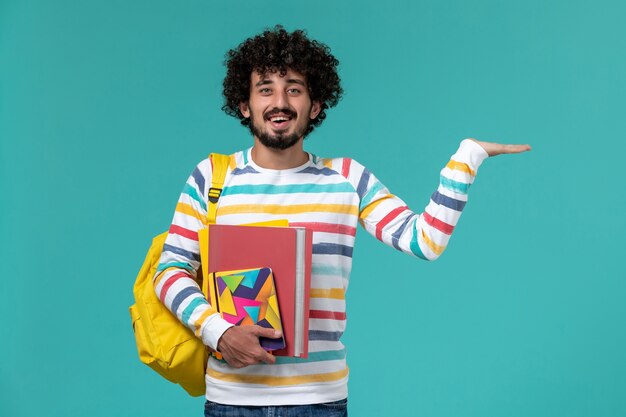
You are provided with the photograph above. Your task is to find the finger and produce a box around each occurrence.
[229,360,245,369]
[488,143,531,156]
[259,351,276,365]
[253,325,282,339]
[503,144,531,153]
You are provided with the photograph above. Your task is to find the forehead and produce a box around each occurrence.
[251,68,308,85]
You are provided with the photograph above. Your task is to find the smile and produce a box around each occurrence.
[270,116,291,122]
[266,113,294,130]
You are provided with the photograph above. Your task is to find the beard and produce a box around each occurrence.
[248,107,310,150]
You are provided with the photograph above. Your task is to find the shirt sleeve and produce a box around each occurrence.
[152,158,233,350]
[355,139,489,260]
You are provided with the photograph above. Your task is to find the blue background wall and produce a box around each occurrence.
[1,1,625,416]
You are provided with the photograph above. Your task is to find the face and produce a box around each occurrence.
[239,69,321,150]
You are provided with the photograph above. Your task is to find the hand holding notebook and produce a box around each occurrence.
[217,324,283,368]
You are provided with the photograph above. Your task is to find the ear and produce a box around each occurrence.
[239,102,250,118]
[309,101,322,120]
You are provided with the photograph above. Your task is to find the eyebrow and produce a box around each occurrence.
[286,78,306,86]
[254,78,307,87]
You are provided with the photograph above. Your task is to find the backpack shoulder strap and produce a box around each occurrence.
[207,153,230,224]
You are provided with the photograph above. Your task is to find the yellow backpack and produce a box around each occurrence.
[129,153,230,397]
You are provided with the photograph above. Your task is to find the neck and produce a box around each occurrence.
[251,138,309,169]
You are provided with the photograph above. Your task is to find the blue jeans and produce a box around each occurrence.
[204,399,348,417]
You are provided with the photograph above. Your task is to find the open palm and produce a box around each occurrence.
[470,139,531,157]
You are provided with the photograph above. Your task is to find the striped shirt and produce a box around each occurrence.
[154,139,488,405]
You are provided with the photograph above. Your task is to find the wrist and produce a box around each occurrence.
[200,314,234,350]
[454,139,489,171]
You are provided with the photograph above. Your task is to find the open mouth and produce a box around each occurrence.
[266,112,295,130]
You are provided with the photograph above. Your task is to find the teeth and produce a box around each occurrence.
[271,116,289,122]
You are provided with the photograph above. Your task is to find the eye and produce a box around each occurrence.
[287,88,301,95]
[259,88,271,95]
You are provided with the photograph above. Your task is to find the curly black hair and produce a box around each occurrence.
[222,25,343,136]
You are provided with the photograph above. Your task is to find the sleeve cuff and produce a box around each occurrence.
[452,139,489,172]
[200,313,234,350]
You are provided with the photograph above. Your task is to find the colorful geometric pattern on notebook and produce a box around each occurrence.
[215,267,286,351]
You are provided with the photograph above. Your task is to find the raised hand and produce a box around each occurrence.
[469,139,531,157]
[216,325,283,368]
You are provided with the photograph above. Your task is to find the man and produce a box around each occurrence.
[154,26,530,416]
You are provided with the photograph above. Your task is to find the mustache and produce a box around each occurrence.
[264,108,297,120]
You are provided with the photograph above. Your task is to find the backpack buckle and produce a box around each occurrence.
[208,187,222,204]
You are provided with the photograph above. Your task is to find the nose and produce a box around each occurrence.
[272,89,289,109]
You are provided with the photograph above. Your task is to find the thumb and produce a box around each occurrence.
[253,325,282,339]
